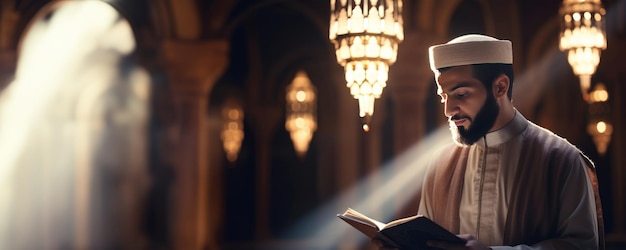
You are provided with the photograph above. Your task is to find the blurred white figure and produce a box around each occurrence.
[0,1,149,249]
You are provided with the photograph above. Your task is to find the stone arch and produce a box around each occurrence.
[224,0,327,40]
[211,1,359,244]
[417,0,499,41]
[267,46,341,107]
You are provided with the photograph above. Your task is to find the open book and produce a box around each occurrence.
[337,208,466,249]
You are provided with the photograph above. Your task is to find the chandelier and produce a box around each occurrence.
[559,0,606,101]
[285,71,317,157]
[587,82,612,155]
[221,99,244,162]
[329,0,404,131]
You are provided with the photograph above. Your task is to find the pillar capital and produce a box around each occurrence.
[160,39,229,97]
[157,39,229,250]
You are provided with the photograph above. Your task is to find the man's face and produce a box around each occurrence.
[436,65,500,145]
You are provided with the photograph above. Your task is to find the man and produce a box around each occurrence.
[376,34,604,249]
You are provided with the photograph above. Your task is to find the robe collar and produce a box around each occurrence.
[474,109,528,147]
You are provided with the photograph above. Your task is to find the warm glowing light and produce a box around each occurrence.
[286,70,317,157]
[589,82,608,102]
[596,121,606,133]
[228,109,240,120]
[296,90,307,102]
[559,0,606,100]
[329,0,404,123]
[221,100,244,162]
[587,82,612,155]
[587,120,612,155]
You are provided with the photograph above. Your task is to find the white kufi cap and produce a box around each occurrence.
[429,34,512,71]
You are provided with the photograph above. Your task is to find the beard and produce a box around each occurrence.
[449,92,500,146]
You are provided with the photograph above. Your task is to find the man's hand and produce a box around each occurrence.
[427,234,491,250]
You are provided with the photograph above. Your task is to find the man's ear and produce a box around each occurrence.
[493,74,510,98]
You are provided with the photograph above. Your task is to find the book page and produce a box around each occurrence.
[339,208,464,249]
[343,208,387,230]
[337,211,401,248]
[381,214,421,230]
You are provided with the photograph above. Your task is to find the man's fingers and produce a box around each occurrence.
[456,234,476,241]
[371,238,384,247]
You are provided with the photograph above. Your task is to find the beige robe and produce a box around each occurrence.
[418,111,604,249]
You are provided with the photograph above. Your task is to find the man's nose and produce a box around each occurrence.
[444,99,458,118]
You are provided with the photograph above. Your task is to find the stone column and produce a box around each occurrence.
[248,105,282,241]
[160,39,228,250]
[609,74,625,242]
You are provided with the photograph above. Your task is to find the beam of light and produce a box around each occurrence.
[0,1,144,249]
[262,126,452,249]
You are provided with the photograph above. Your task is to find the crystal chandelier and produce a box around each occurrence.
[221,99,244,162]
[559,0,606,101]
[587,82,612,155]
[329,0,404,130]
[285,71,317,157]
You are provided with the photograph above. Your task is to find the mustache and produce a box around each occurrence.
[450,115,470,121]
